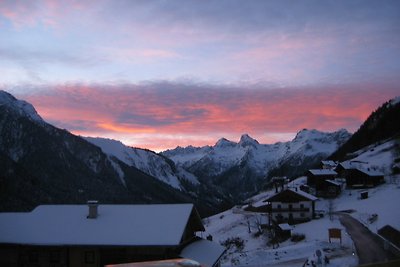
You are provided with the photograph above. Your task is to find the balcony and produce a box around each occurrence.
[270,207,310,212]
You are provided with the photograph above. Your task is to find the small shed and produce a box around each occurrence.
[277,223,293,239]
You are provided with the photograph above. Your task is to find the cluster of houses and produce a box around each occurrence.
[246,160,385,232]
[306,160,385,198]
[0,160,386,266]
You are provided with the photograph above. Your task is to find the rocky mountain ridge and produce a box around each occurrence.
[162,128,351,200]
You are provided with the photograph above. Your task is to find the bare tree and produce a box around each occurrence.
[327,199,335,221]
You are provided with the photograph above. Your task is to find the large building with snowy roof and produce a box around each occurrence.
[251,189,318,224]
[0,202,225,267]
[335,162,385,188]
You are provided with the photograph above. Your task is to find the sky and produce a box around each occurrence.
[1,0,400,151]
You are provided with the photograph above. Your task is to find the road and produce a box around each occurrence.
[339,213,396,265]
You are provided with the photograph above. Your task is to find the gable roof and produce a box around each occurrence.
[325,180,341,186]
[264,188,318,203]
[308,169,337,176]
[337,162,384,176]
[180,239,226,267]
[357,168,384,177]
[0,203,204,246]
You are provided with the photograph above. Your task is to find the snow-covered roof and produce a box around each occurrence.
[325,180,341,186]
[278,223,293,231]
[308,169,337,176]
[289,188,318,201]
[358,168,384,176]
[264,188,318,202]
[338,162,384,176]
[180,239,226,267]
[337,161,365,170]
[0,204,204,246]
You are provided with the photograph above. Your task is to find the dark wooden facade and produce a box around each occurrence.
[0,229,201,267]
[306,170,340,197]
[0,204,219,267]
[335,163,385,188]
[345,169,384,188]
[0,244,184,267]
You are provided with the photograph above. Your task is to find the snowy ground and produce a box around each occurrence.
[202,175,400,267]
[334,177,400,234]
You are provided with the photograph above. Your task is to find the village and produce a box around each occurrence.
[1,157,399,267]
[204,158,400,266]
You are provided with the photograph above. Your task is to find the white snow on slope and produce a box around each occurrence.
[84,137,199,190]
[163,129,350,178]
[335,181,400,234]
[0,90,43,123]
[343,139,399,175]
[203,178,358,267]
[204,138,400,267]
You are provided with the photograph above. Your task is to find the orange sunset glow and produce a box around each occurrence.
[13,82,398,152]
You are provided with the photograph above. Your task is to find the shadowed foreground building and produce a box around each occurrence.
[0,202,225,267]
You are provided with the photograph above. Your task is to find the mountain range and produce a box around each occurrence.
[1,90,398,215]
[0,91,196,212]
[162,129,350,200]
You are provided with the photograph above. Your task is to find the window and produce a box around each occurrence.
[85,251,95,264]
[289,204,293,210]
[300,204,304,209]
[277,204,281,209]
[300,213,305,217]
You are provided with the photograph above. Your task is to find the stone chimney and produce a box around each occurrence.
[87,200,99,219]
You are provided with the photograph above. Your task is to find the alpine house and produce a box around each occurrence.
[0,202,225,267]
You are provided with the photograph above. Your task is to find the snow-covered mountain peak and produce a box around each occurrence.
[335,128,352,138]
[293,128,320,141]
[215,138,236,148]
[293,128,350,143]
[238,134,259,147]
[0,90,43,123]
[84,136,199,190]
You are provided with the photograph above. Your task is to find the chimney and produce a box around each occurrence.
[87,200,99,219]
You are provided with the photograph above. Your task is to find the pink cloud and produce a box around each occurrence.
[0,0,90,29]
[18,82,399,151]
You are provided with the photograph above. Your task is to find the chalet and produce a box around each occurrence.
[263,189,318,224]
[0,202,225,267]
[306,169,341,197]
[335,162,385,188]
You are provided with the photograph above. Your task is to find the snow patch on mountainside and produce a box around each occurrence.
[163,129,351,179]
[388,96,400,106]
[343,139,399,175]
[107,156,126,187]
[84,137,199,189]
[0,90,43,123]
